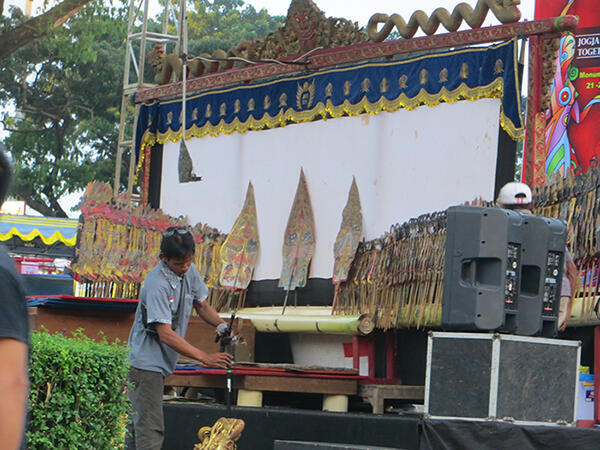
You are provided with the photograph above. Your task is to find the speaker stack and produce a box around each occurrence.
[442,206,567,337]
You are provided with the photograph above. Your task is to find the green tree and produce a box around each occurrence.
[1,0,284,217]
[0,0,96,60]
[185,0,284,55]
[0,2,128,217]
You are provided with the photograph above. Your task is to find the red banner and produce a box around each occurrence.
[535,0,600,178]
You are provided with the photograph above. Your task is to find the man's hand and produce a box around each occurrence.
[203,352,233,368]
[558,319,567,332]
[156,323,232,368]
[216,322,230,336]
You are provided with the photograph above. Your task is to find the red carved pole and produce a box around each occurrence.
[141,144,151,205]
[523,34,546,187]
[386,331,396,380]
[595,325,600,424]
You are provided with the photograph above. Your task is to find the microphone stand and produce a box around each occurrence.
[215,312,236,413]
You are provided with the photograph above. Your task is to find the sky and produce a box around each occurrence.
[3,0,536,217]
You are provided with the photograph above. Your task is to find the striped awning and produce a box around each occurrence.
[0,215,78,247]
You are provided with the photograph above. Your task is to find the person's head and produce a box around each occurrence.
[160,226,195,276]
[0,149,12,208]
[497,182,533,211]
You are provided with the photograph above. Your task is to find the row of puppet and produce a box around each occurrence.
[333,198,495,330]
[70,182,227,299]
[332,211,448,330]
[531,166,600,324]
[71,175,491,328]
[71,167,364,305]
[79,170,600,331]
[333,166,600,330]
[532,164,600,261]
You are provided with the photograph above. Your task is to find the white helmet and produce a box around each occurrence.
[497,182,532,206]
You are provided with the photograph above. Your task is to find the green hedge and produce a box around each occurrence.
[28,330,130,449]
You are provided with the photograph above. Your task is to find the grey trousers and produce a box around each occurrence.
[125,367,165,450]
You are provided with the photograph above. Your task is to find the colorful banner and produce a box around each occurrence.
[0,214,78,246]
[535,0,600,179]
[135,40,523,163]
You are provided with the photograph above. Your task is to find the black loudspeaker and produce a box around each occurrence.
[517,214,566,337]
[442,206,568,336]
[442,206,524,332]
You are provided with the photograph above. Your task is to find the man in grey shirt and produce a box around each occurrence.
[125,227,232,450]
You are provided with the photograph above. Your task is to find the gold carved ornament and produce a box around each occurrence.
[325,82,333,97]
[439,68,448,83]
[279,93,288,108]
[361,78,370,93]
[296,81,316,109]
[399,75,408,89]
[343,80,352,96]
[380,78,389,93]
[195,417,245,450]
[420,69,428,85]
[494,58,504,74]
[148,0,367,83]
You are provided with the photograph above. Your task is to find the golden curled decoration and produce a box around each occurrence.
[147,47,233,85]
[366,0,522,42]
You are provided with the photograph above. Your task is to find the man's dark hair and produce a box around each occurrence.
[160,227,195,259]
[0,150,12,207]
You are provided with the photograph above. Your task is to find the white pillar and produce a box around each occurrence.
[322,394,348,412]
[236,389,263,407]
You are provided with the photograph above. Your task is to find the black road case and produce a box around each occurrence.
[424,331,580,425]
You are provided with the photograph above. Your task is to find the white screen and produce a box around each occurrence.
[160,98,501,280]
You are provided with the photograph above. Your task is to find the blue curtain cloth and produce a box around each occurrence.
[135,39,522,165]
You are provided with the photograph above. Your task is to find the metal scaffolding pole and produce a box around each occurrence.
[114,0,182,202]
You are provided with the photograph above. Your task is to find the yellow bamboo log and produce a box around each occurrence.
[564,296,600,327]
[227,307,374,335]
